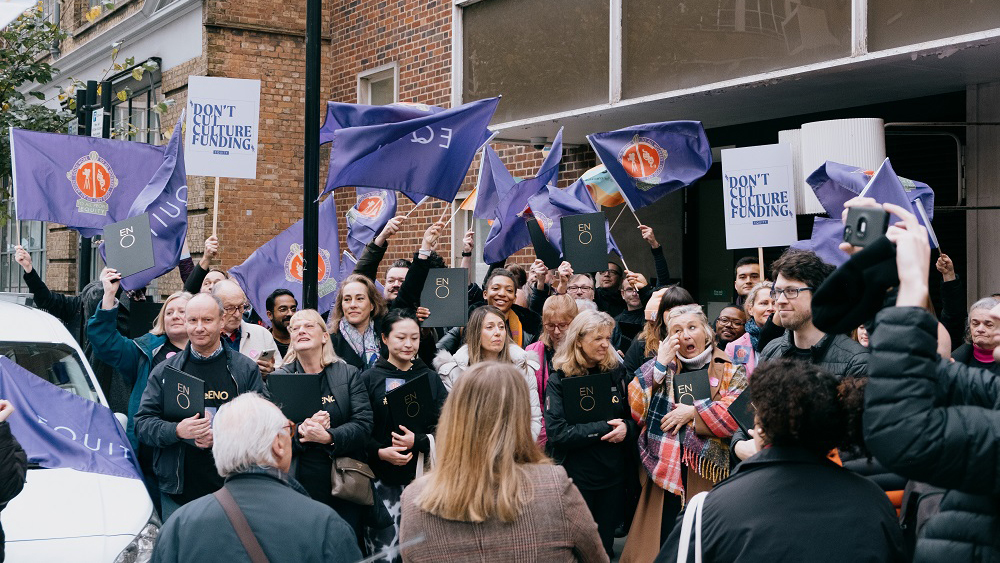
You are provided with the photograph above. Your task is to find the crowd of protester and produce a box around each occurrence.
[7,195,1000,563]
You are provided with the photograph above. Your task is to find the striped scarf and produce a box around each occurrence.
[628,349,748,500]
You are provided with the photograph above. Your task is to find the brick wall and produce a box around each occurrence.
[38,0,604,300]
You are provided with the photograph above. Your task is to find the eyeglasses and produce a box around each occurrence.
[567,285,594,292]
[223,303,247,315]
[602,269,622,277]
[769,287,813,300]
[717,317,745,328]
[281,421,294,436]
[544,322,570,332]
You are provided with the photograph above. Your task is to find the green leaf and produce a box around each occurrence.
[103,1,115,10]
[142,60,159,72]
[116,89,128,102]
[29,91,45,101]
[131,67,143,81]
[125,56,135,67]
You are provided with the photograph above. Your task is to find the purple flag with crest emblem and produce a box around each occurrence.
[322,97,499,203]
[230,196,341,327]
[0,356,141,480]
[12,119,189,291]
[587,121,713,211]
[347,187,398,259]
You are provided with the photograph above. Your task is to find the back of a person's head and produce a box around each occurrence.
[213,392,286,478]
[770,249,834,290]
[751,359,864,457]
[417,361,547,522]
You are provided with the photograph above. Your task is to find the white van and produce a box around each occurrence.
[0,300,159,562]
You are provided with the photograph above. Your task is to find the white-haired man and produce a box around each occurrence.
[151,393,361,562]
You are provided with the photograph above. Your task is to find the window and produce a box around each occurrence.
[110,61,164,145]
[453,193,491,285]
[358,64,397,106]
[0,194,46,293]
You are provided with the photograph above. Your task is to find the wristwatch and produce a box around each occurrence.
[461,251,472,257]
[418,249,432,257]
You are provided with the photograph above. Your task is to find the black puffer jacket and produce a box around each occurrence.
[759,330,869,378]
[866,306,1000,562]
[0,422,27,562]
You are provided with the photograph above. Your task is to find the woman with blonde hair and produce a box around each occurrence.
[622,304,748,561]
[400,362,608,563]
[271,308,373,542]
[87,268,192,513]
[624,286,696,375]
[724,281,775,376]
[525,294,579,446]
[545,310,637,559]
[434,305,542,439]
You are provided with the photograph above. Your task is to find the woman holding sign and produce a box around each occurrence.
[270,309,373,544]
[544,310,637,560]
[621,304,748,560]
[360,310,447,558]
[434,305,542,439]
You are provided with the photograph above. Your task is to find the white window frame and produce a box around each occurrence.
[452,191,491,285]
[357,62,399,105]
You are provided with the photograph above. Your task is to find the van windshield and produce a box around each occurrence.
[0,342,99,403]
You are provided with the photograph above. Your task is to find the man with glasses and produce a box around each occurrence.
[212,280,281,376]
[755,249,868,377]
[731,249,869,463]
[714,306,747,349]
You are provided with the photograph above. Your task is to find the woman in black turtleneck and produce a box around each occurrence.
[361,309,447,559]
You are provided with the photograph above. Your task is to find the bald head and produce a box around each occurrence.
[212,279,248,333]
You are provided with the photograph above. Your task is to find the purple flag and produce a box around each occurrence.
[807,161,871,219]
[809,158,936,247]
[319,101,445,145]
[322,97,500,203]
[790,217,850,267]
[347,188,397,259]
[230,196,341,327]
[482,129,565,263]
[587,121,712,211]
[99,119,189,290]
[528,183,620,258]
[0,356,141,480]
[473,146,516,220]
[12,120,189,291]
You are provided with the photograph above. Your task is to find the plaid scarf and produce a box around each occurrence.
[339,318,379,368]
[628,349,748,501]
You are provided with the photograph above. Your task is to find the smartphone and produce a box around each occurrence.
[258,349,276,362]
[843,207,890,248]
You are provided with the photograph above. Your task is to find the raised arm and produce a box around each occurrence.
[354,215,404,282]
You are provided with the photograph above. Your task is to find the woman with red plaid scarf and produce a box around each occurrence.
[620,304,748,562]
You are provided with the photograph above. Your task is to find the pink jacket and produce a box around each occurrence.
[525,341,549,446]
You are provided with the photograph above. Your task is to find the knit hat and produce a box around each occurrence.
[812,236,898,334]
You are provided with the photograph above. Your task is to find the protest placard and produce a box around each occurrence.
[184,76,261,179]
[721,144,798,250]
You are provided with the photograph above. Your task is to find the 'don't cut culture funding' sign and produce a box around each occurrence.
[184,76,261,179]
[721,144,798,250]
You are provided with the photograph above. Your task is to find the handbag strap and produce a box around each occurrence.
[676,491,708,563]
[214,486,270,563]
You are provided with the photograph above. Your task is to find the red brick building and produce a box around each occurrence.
[12,0,1000,307]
